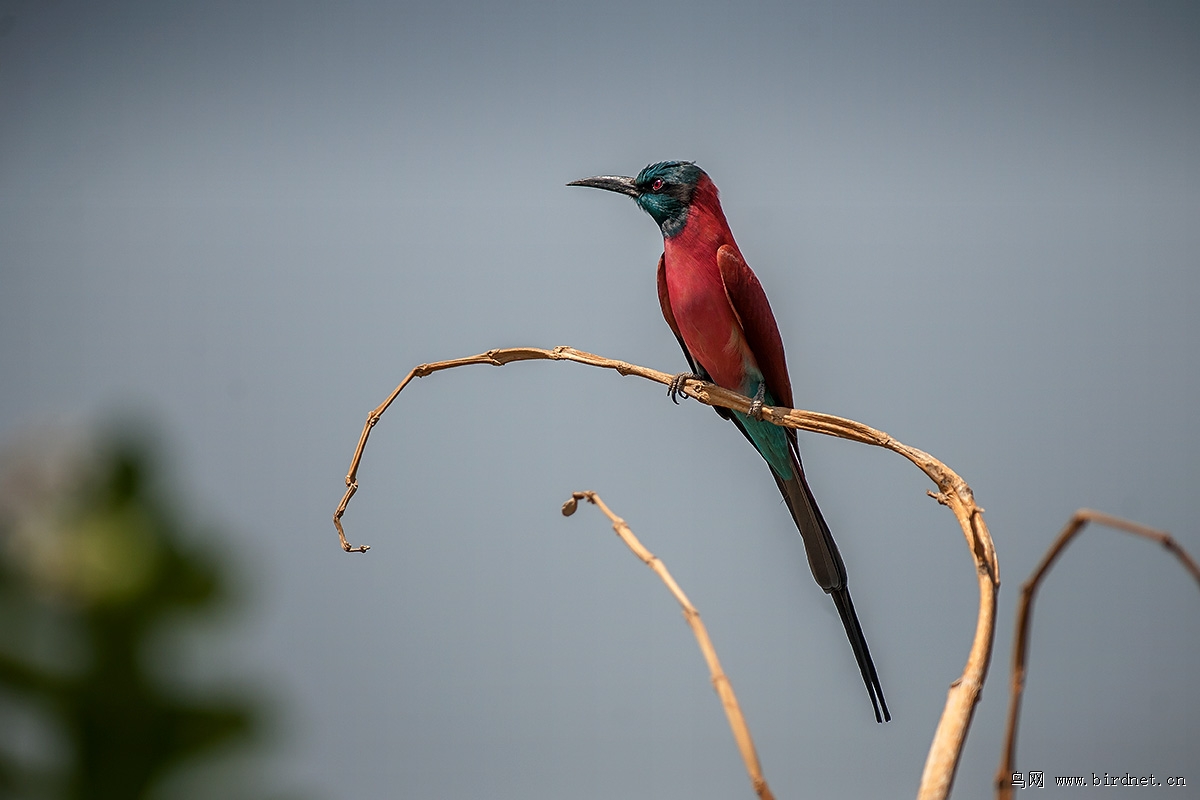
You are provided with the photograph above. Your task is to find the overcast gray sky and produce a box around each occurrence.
[2,1,1198,797]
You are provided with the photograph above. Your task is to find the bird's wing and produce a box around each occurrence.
[716,245,794,410]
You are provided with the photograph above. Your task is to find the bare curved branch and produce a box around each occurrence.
[995,509,1200,799]
[332,345,999,799]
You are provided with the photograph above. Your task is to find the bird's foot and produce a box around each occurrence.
[667,372,704,404]
[748,383,766,420]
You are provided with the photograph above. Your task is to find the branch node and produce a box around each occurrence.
[927,490,950,506]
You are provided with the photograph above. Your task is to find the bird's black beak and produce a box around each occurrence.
[567,175,639,197]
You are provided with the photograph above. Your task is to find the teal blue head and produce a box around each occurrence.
[568,161,705,238]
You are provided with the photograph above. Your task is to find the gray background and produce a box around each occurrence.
[2,1,1198,797]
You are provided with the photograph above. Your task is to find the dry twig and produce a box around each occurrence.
[562,490,775,800]
[995,509,1200,799]
[333,345,1000,799]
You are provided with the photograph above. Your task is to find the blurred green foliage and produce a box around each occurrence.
[0,432,268,799]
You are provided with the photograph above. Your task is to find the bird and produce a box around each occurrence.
[568,161,889,723]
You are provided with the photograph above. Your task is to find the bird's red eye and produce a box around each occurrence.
[651,178,664,191]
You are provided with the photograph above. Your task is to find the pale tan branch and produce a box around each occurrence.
[995,509,1200,800]
[332,345,1000,799]
[562,490,775,800]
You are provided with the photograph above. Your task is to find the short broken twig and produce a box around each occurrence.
[563,490,775,800]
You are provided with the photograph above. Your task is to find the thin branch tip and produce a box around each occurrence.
[562,491,599,517]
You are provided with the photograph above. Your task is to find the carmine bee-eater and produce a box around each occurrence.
[569,161,889,723]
